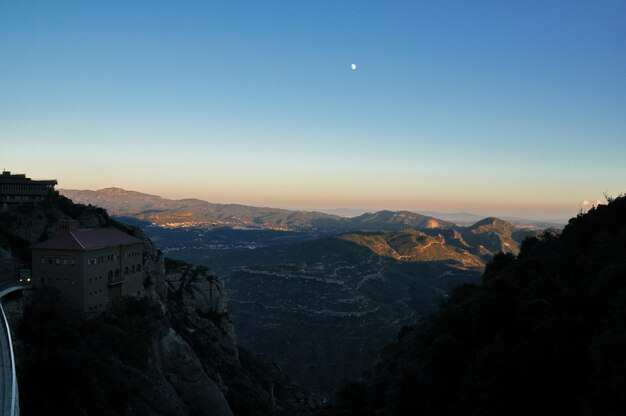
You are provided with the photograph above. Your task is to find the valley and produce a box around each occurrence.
[206,237,482,396]
[61,188,546,397]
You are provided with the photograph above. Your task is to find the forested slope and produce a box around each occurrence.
[322,196,626,416]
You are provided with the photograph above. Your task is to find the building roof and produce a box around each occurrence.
[32,228,142,251]
[0,171,57,186]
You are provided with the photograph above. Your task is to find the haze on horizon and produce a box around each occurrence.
[1,1,625,222]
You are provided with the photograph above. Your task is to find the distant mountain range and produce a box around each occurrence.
[61,187,561,234]
[417,210,567,228]
[60,187,337,230]
[61,188,564,232]
[61,187,544,266]
[308,209,565,228]
[60,188,454,232]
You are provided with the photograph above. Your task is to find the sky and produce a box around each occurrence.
[1,1,625,221]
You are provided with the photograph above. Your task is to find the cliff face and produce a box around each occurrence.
[0,195,310,415]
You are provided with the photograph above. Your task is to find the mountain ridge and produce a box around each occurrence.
[61,187,523,234]
[61,187,343,230]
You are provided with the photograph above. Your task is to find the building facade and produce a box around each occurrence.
[0,170,57,209]
[32,227,144,312]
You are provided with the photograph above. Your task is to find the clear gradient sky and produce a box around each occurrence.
[1,1,625,220]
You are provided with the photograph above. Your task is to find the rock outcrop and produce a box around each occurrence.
[156,329,233,416]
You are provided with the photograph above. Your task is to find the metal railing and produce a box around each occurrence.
[0,281,32,416]
[0,301,18,416]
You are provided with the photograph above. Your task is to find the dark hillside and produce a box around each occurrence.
[322,195,626,416]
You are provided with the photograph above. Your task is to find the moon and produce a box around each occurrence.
[351,63,357,70]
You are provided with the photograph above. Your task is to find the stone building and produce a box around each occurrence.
[31,225,144,312]
[0,170,57,209]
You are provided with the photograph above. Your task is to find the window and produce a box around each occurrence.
[63,259,67,265]
[48,259,52,265]
[71,258,75,265]
[137,264,141,271]
[41,258,44,264]
[124,267,129,275]
[131,265,135,273]
[115,269,119,277]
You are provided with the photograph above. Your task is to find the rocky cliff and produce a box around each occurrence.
[0,195,311,415]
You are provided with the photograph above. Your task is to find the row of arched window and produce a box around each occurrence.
[89,253,120,265]
[107,264,142,282]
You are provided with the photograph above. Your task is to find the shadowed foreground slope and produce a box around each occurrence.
[321,196,626,416]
